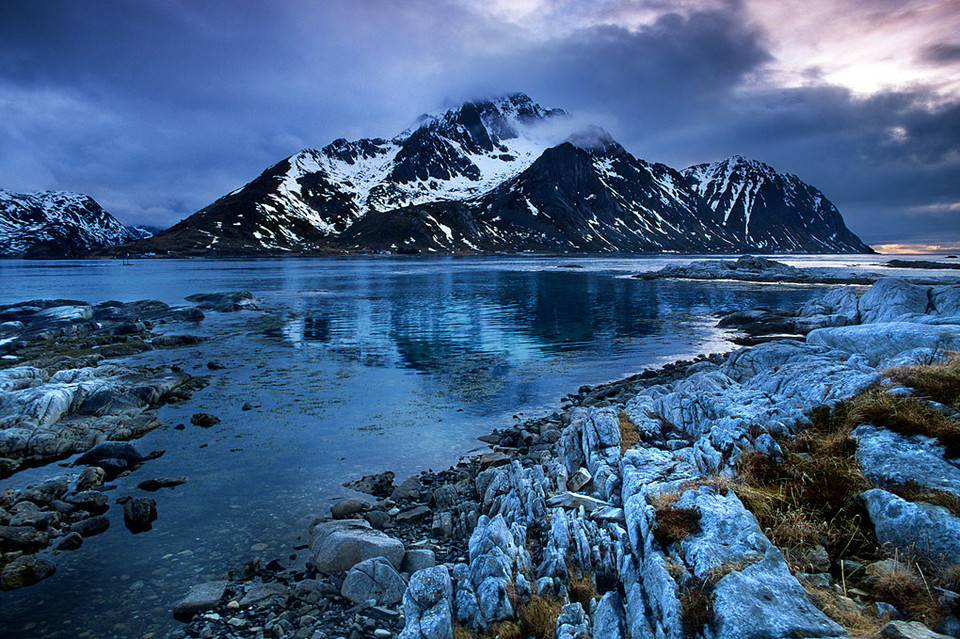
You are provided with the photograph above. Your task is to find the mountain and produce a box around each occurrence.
[0,189,140,257]
[682,156,872,253]
[126,225,163,240]
[121,94,870,256]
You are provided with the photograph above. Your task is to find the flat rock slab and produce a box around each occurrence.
[877,620,954,638]
[173,580,229,621]
[239,582,288,607]
[309,519,405,573]
[853,425,960,497]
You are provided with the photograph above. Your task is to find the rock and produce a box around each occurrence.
[430,511,453,538]
[592,591,626,639]
[124,497,158,532]
[9,501,59,529]
[138,476,188,491]
[477,452,510,469]
[341,556,408,605]
[807,322,960,368]
[398,566,453,639]
[332,499,367,519]
[241,402,255,411]
[402,549,437,574]
[555,602,590,639]
[545,492,612,513]
[858,279,930,323]
[0,555,56,590]
[190,413,220,428]
[344,472,396,498]
[0,525,49,550]
[184,291,259,312]
[309,519,405,573]
[239,582,288,607]
[173,580,229,621]
[76,441,144,467]
[206,361,225,370]
[151,334,208,347]
[396,506,431,524]
[853,425,960,497]
[863,489,960,564]
[712,546,845,638]
[76,466,106,491]
[876,620,953,638]
[365,510,391,530]
[392,476,422,501]
[62,490,109,512]
[53,531,83,551]
[566,467,592,492]
[70,515,110,537]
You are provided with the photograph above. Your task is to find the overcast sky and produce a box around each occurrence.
[1,0,958,250]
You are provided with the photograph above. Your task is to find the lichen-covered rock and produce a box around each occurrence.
[0,555,56,590]
[712,546,846,638]
[807,322,960,367]
[399,565,454,639]
[341,556,407,605]
[858,278,930,323]
[863,489,960,564]
[593,590,627,639]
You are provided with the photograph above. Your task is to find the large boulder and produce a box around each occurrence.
[858,279,930,323]
[712,546,846,638]
[309,519,405,573]
[807,322,960,367]
[399,565,454,639]
[341,556,407,605]
[863,489,960,564]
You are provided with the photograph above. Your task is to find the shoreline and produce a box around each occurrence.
[1,272,959,639]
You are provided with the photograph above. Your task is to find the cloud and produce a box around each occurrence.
[0,0,956,246]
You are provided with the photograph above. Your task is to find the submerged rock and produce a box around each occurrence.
[123,497,157,532]
[0,555,56,590]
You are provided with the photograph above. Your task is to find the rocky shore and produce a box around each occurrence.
[0,291,258,590]
[3,277,960,639]
[635,255,878,285]
[166,278,960,639]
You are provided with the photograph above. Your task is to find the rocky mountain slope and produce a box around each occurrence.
[116,94,871,256]
[0,189,140,257]
[683,156,872,253]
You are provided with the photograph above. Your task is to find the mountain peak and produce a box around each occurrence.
[564,126,621,155]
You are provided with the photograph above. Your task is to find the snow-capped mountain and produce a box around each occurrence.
[123,94,871,256]
[682,156,871,253]
[0,189,140,257]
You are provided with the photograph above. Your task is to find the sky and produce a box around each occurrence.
[1,0,959,251]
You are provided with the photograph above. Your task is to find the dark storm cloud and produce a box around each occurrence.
[921,43,960,65]
[0,0,957,246]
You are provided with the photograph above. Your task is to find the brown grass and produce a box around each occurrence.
[889,353,960,409]
[802,584,884,638]
[679,582,714,636]
[618,411,640,453]
[867,558,943,626]
[517,595,565,639]
[567,570,598,610]
[652,505,702,548]
[843,387,960,457]
[487,621,523,639]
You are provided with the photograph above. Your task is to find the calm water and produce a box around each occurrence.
[0,254,941,639]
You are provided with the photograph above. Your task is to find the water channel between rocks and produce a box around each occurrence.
[0,254,917,639]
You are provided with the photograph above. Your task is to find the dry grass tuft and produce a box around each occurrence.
[487,621,523,639]
[516,595,564,639]
[567,570,598,610]
[652,504,702,548]
[454,625,478,639]
[843,387,960,457]
[679,582,715,636]
[618,411,640,453]
[889,353,960,410]
[801,584,884,638]
[867,557,943,625]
